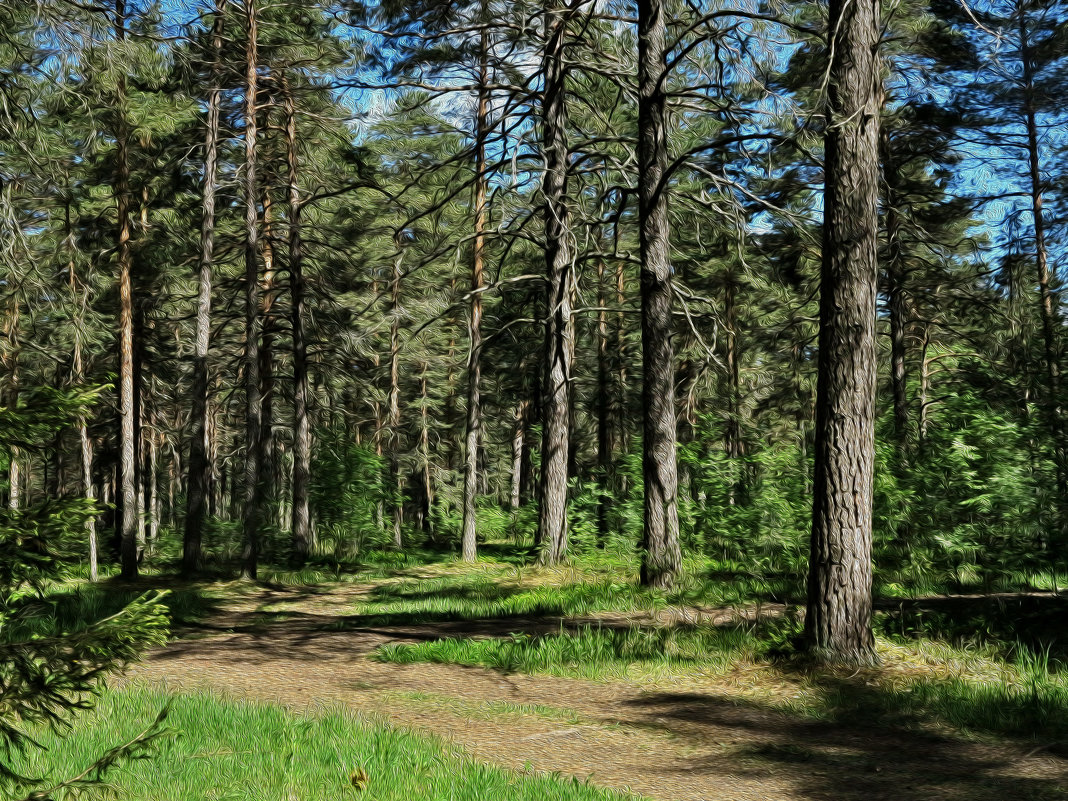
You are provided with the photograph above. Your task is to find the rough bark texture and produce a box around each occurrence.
[183,3,223,576]
[637,0,681,590]
[536,0,574,566]
[115,0,138,581]
[804,0,881,665]
[462,24,490,563]
[283,75,313,564]
[240,0,263,580]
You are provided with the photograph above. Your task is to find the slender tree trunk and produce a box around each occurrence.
[537,0,575,565]
[148,422,159,549]
[81,424,97,580]
[240,0,264,579]
[595,259,611,542]
[510,400,528,512]
[462,22,491,562]
[115,0,138,581]
[182,3,220,568]
[259,187,277,534]
[880,130,910,463]
[418,361,434,538]
[282,75,313,563]
[389,237,405,549]
[637,0,681,589]
[615,244,629,495]
[62,189,99,575]
[803,0,881,664]
[724,273,746,502]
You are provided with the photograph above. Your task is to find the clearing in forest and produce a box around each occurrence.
[107,554,1068,801]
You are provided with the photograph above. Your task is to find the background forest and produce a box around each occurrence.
[2,0,1068,796]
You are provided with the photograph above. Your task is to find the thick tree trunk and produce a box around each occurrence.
[536,0,574,566]
[115,0,138,581]
[637,0,681,589]
[182,4,221,575]
[462,24,490,563]
[803,0,881,664]
[283,75,313,564]
[240,0,264,580]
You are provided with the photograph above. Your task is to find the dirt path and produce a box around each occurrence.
[126,583,1068,801]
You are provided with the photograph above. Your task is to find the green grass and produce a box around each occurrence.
[373,622,783,681]
[343,553,800,629]
[14,684,641,801]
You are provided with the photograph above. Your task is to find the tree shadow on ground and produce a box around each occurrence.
[621,676,1068,801]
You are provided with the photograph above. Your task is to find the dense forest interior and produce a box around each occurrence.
[3,0,1068,798]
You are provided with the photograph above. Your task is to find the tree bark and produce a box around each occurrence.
[536,0,575,566]
[462,20,490,562]
[636,0,682,589]
[510,400,529,512]
[182,3,222,576]
[389,237,405,549]
[803,0,881,664]
[240,0,264,580]
[596,258,611,543]
[259,186,277,532]
[418,361,434,538]
[115,0,138,581]
[282,74,313,564]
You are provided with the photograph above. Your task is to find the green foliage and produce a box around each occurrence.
[0,387,171,799]
[311,430,389,558]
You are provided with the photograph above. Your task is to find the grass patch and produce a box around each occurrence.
[373,621,789,682]
[14,684,641,801]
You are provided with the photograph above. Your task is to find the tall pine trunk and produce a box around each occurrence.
[240,0,264,579]
[182,2,222,575]
[879,130,910,464]
[637,0,681,589]
[283,75,313,563]
[595,258,611,544]
[536,0,574,566]
[388,237,404,549]
[804,0,881,664]
[462,19,490,563]
[115,0,138,581]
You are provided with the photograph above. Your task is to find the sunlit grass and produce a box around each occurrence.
[14,684,641,801]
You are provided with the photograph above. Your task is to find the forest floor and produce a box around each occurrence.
[121,562,1068,801]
